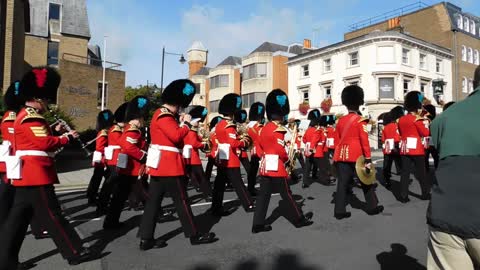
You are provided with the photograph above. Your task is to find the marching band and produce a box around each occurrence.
[0,66,440,268]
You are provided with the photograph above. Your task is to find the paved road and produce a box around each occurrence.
[19,153,430,270]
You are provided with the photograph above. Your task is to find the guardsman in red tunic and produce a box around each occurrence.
[210,93,254,217]
[315,115,335,186]
[205,116,222,182]
[0,81,21,226]
[398,91,431,203]
[139,80,216,251]
[324,115,338,177]
[333,85,383,220]
[183,106,211,199]
[96,102,127,215]
[423,104,439,170]
[247,102,265,197]
[0,67,91,268]
[103,96,149,229]
[252,89,313,233]
[302,109,321,188]
[381,110,402,189]
[234,110,251,179]
[86,110,114,205]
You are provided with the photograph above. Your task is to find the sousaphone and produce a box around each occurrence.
[355,155,376,185]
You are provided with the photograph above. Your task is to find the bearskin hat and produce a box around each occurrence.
[4,81,23,112]
[219,93,242,115]
[96,109,114,131]
[161,79,196,108]
[389,106,405,121]
[382,112,393,125]
[20,66,61,102]
[307,109,321,126]
[248,102,265,121]
[319,115,329,127]
[125,96,150,122]
[234,109,248,124]
[114,102,128,123]
[341,85,364,109]
[209,116,222,131]
[189,106,208,122]
[266,89,290,121]
[423,104,436,121]
[404,91,423,112]
[325,114,336,126]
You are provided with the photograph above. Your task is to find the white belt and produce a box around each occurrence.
[16,150,55,158]
[107,145,121,150]
[150,144,181,153]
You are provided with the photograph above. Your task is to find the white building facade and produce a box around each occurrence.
[287,31,453,120]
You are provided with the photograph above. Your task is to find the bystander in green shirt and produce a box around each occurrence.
[430,87,480,160]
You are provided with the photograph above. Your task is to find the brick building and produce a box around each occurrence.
[23,0,125,130]
[1,0,30,91]
[344,2,480,101]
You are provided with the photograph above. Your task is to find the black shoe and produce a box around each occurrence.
[34,231,50,240]
[420,193,431,200]
[67,248,92,266]
[294,214,314,228]
[366,205,384,216]
[190,232,217,245]
[95,208,106,217]
[139,239,167,251]
[399,197,410,203]
[103,222,124,230]
[87,198,96,206]
[334,212,351,220]
[252,224,272,234]
[384,180,392,190]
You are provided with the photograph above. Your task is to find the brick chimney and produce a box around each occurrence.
[303,39,312,49]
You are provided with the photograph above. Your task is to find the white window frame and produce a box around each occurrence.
[435,58,443,74]
[323,58,332,73]
[462,77,468,93]
[462,46,467,62]
[469,79,474,93]
[457,14,463,29]
[471,20,476,35]
[298,86,310,103]
[402,48,410,65]
[348,51,359,67]
[320,83,332,99]
[420,80,429,95]
[465,17,470,32]
[468,47,473,63]
[474,50,480,65]
[419,53,428,70]
[403,78,412,95]
[48,3,62,35]
[301,64,310,77]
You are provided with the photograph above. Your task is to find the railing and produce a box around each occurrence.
[348,1,430,31]
[62,53,122,70]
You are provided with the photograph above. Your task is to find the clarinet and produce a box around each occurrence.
[52,114,92,157]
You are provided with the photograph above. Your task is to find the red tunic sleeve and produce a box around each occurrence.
[358,120,371,159]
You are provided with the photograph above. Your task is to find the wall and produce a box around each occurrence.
[456,32,480,100]
[2,0,27,91]
[241,52,273,95]
[188,61,204,78]
[24,35,47,67]
[272,55,289,94]
[207,66,235,102]
[190,74,207,106]
[57,59,125,130]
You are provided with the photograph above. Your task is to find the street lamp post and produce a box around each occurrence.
[160,46,186,93]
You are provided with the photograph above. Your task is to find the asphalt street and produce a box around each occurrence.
[19,159,430,270]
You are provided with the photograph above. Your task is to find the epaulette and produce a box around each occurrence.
[274,125,287,133]
[157,107,174,118]
[112,125,123,133]
[358,117,369,123]
[100,129,108,136]
[2,111,16,122]
[127,125,141,132]
[415,115,427,122]
[225,120,236,128]
[21,107,45,124]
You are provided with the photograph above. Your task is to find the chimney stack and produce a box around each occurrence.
[303,39,312,49]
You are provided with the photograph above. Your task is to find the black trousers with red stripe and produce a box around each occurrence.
[253,176,303,226]
[139,176,198,239]
[87,165,111,202]
[205,157,216,182]
[211,167,253,213]
[247,155,261,192]
[186,165,212,197]
[0,185,84,269]
[104,174,135,227]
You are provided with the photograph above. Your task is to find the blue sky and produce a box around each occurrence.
[86,0,480,87]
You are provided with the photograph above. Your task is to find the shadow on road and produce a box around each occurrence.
[189,252,323,270]
[376,243,426,270]
[55,148,92,173]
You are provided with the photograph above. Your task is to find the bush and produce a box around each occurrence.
[44,107,76,130]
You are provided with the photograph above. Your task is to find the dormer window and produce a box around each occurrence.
[464,17,470,32]
[471,21,476,35]
[457,14,463,29]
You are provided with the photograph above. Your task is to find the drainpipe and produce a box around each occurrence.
[452,29,458,101]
